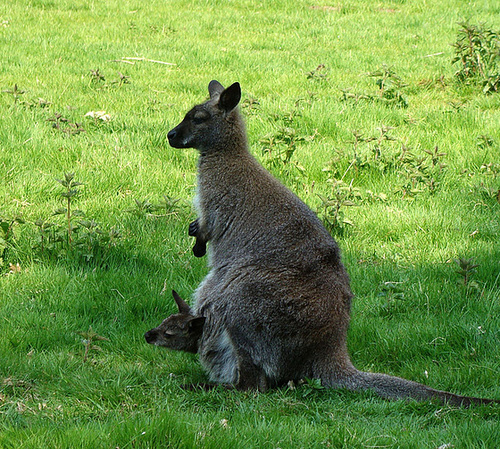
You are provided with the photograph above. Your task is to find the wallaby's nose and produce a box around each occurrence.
[167,129,177,141]
[144,330,156,344]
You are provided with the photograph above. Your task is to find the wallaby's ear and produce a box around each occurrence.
[208,80,225,99]
[188,316,206,333]
[218,82,241,113]
[172,290,191,314]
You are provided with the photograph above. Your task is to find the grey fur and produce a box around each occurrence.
[159,81,498,406]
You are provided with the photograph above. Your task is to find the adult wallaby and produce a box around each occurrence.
[165,80,497,406]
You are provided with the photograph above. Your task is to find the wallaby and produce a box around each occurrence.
[188,218,207,257]
[146,290,238,384]
[164,80,498,406]
[144,290,205,353]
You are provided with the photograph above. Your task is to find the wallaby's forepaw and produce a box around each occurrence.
[188,220,199,237]
[193,240,207,258]
[189,219,207,257]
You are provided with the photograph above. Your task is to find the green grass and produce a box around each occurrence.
[1,0,499,447]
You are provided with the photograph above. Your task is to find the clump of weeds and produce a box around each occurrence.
[0,215,25,273]
[452,21,500,94]
[127,195,186,219]
[77,326,110,363]
[34,173,122,264]
[260,110,317,179]
[2,84,25,104]
[377,281,407,317]
[296,378,325,398]
[418,75,448,91]
[20,97,51,109]
[89,68,131,89]
[317,179,361,235]
[47,112,85,135]
[323,129,448,202]
[323,126,400,178]
[366,65,409,107]
[454,257,483,296]
[306,64,329,82]
[455,257,479,286]
[472,182,500,206]
[241,96,260,113]
[341,65,409,107]
[89,68,106,84]
[476,134,494,150]
[396,146,448,198]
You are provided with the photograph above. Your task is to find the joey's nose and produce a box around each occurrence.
[167,129,177,141]
[144,330,155,344]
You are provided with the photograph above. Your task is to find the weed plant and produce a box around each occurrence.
[1,0,499,448]
[452,21,500,93]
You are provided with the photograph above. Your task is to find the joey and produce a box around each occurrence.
[144,290,205,354]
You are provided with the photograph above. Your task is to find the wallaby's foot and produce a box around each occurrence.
[234,361,268,391]
[235,378,268,392]
[188,220,199,237]
[234,359,269,392]
[193,239,207,257]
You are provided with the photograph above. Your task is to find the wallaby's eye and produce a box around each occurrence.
[164,332,175,339]
[192,111,209,124]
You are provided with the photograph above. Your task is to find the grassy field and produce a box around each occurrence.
[1,0,500,447]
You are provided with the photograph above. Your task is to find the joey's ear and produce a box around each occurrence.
[188,316,206,333]
[208,80,225,99]
[172,290,191,314]
[218,82,241,113]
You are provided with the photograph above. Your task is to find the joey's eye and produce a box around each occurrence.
[164,332,174,338]
[192,112,209,124]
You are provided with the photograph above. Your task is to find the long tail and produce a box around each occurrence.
[334,370,498,407]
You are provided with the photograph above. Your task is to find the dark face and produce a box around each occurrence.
[166,81,241,151]
[167,102,218,150]
[144,313,205,354]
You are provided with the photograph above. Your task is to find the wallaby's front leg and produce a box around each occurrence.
[188,219,200,237]
[188,219,208,258]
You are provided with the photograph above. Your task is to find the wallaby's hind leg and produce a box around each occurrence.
[189,219,207,257]
[229,327,268,392]
[235,349,268,392]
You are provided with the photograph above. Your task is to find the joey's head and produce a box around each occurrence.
[144,290,205,353]
[167,80,244,153]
